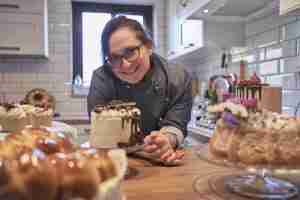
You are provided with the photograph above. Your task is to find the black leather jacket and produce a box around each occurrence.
[87,53,192,138]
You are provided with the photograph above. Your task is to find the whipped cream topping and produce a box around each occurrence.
[93,102,141,118]
[0,103,53,119]
[20,104,36,114]
[6,106,27,119]
[32,107,53,117]
[0,106,6,117]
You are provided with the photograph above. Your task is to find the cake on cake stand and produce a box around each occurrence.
[194,144,299,199]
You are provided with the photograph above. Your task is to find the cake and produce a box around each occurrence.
[30,106,53,128]
[90,101,141,149]
[0,103,28,133]
[20,104,53,128]
[0,128,120,200]
[208,102,300,165]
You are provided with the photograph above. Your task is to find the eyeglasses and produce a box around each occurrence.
[106,43,143,68]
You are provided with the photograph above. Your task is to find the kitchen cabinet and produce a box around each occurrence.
[167,0,205,62]
[176,0,211,20]
[0,0,48,58]
[0,0,45,14]
[280,0,300,16]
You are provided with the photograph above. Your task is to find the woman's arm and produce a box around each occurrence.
[159,67,193,146]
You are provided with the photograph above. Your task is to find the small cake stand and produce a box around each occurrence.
[194,144,299,199]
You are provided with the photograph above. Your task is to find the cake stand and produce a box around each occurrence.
[194,144,299,199]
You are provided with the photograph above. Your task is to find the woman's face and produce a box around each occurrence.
[108,27,152,84]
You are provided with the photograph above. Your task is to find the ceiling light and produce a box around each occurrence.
[203,9,209,13]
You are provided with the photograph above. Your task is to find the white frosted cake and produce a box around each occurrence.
[30,107,53,128]
[0,103,28,132]
[90,102,141,149]
[20,104,53,128]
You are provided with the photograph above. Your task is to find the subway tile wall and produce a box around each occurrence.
[0,0,167,118]
[246,15,300,116]
[195,14,300,116]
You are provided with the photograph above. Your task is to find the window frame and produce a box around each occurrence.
[72,2,153,83]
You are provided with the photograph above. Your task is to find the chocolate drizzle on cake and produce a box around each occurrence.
[94,101,142,145]
[0,103,17,112]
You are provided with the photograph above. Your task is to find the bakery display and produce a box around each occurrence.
[208,102,300,166]
[27,106,53,128]
[0,103,54,132]
[24,88,56,110]
[90,101,141,148]
[0,128,119,200]
[0,103,28,132]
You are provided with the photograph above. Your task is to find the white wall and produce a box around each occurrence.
[192,20,245,82]
[245,15,300,116]
[0,0,168,118]
[195,13,300,116]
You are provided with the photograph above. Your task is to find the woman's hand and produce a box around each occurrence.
[143,131,184,165]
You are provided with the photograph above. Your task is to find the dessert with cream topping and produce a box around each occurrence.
[0,103,28,132]
[20,104,53,128]
[208,102,300,165]
[90,101,141,148]
[30,106,53,128]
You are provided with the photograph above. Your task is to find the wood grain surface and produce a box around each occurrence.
[122,148,233,200]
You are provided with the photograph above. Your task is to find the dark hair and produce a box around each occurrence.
[101,16,153,63]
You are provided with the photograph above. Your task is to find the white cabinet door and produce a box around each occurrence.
[0,13,46,56]
[177,0,211,20]
[0,0,44,14]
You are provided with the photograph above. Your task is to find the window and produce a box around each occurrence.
[72,2,153,86]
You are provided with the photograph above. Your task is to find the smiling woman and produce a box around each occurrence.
[72,2,153,86]
[87,16,193,165]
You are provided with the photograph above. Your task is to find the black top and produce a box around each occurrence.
[87,53,192,137]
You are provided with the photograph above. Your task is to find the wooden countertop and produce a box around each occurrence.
[122,148,233,200]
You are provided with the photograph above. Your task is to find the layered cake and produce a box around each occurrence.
[208,102,300,165]
[20,104,53,128]
[90,101,141,148]
[0,103,28,132]
[0,103,54,132]
[29,106,53,128]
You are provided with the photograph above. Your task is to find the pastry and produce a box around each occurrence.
[209,103,300,165]
[0,103,28,133]
[0,128,118,200]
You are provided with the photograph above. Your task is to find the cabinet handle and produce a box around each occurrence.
[0,4,20,9]
[0,46,20,51]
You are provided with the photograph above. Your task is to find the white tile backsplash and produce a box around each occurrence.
[194,13,300,115]
[246,15,297,37]
[281,56,300,73]
[286,20,300,40]
[283,90,300,107]
[253,29,279,48]
[0,0,167,118]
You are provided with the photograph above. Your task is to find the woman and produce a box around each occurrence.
[87,16,192,164]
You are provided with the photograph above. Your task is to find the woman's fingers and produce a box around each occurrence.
[166,152,177,163]
[143,131,184,165]
[160,149,173,161]
[175,150,185,160]
[144,132,161,145]
[143,144,158,153]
